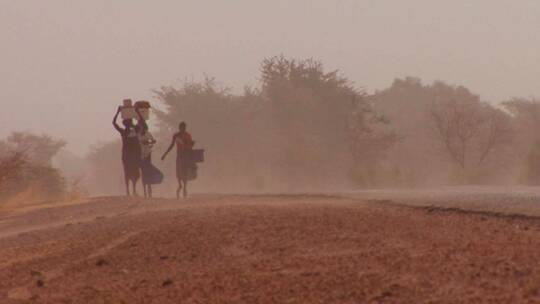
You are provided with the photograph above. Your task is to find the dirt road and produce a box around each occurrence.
[2,194,540,303]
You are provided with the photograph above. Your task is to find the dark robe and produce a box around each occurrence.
[120,128,141,181]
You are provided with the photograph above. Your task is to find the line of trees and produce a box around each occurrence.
[9,56,540,200]
[78,57,540,194]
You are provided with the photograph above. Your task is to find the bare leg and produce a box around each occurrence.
[132,180,138,196]
[143,183,147,198]
[183,180,188,198]
[125,177,130,196]
[148,185,152,198]
[176,181,182,199]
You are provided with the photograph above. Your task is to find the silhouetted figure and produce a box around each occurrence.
[113,105,142,196]
[135,107,162,198]
[162,122,196,198]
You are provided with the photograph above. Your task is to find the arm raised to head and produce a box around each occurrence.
[113,106,123,133]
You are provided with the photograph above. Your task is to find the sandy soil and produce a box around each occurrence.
[2,194,540,303]
[351,186,540,217]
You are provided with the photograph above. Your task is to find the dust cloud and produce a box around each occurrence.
[5,3,540,303]
[2,1,540,200]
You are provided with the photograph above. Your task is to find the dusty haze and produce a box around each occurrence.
[3,0,540,155]
[5,3,540,301]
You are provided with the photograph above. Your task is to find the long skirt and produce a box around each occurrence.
[122,152,140,181]
[140,155,164,185]
[176,153,197,182]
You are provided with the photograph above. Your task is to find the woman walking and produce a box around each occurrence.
[113,104,142,196]
[135,107,162,198]
[161,122,196,198]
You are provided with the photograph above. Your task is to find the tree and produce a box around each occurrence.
[347,95,398,185]
[371,77,452,186]
[502,98,540,183]
[372,77,515,186]
[430,82,513,181]
[260,56,396,187]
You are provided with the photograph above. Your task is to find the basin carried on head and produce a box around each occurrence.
[121,100,151,120]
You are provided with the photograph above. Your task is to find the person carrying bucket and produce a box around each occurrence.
[161,121,198,199]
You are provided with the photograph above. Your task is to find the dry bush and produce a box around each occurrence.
[64,175,89,201]
[0,132,66,205]
[0,151,27,199]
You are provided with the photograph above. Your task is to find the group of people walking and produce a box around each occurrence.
[112,100,198,199]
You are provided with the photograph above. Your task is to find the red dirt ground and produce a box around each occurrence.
[1,195,540,303]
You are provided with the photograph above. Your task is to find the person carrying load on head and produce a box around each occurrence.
[161,121,197,199]
[113,99,143,196]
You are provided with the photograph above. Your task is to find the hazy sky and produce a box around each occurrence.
[2,0,540,155]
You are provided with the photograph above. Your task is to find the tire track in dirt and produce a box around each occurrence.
[86,230,142,260]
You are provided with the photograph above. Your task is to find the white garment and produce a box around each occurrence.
[139,131,155,159]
